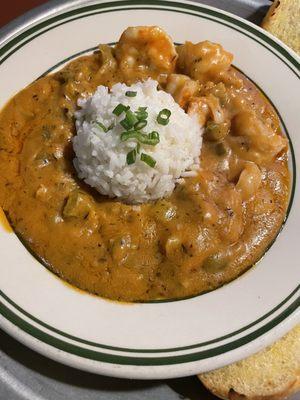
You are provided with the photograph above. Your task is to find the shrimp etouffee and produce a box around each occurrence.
[0,27,289,301]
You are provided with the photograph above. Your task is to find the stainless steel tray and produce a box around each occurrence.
[2,1,298,399]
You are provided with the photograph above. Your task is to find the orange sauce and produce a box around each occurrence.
[0,208,12,233]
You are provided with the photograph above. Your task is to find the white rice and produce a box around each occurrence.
[73,79,203,203]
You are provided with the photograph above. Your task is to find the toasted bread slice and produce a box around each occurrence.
[262,0,300,55]
[198,324,300,400]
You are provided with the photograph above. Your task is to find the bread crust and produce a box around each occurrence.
[198,325,300,400]
[262,0,300,54]
[227,378,299,400]
[201,376,299,400]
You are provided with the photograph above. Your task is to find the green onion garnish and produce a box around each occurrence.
[157,109,171,125]
[96,122,108,132]
[120,110,138,130]
[141,153,156,168]
[96,121,115,132]
[126,148,137,165]
[148,131,159,141]
[95,121,115,132]
[107,122,115,131]
[137,143,141,154]
[134,120,147,130]
[125,91,137,97]
[126,110,138,126]
[135,107,148,121]
[141,132,159,145]
[120,119,132,130]
[121,130,144,143]
[120,131,160,146]
[113,104,129,116]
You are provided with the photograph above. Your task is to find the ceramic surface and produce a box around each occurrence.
[0,0,299,379]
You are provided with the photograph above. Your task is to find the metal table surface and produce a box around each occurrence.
[1,1,299,399]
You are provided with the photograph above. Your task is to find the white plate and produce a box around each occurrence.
[0,0,299,380]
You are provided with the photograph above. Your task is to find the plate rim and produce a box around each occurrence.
[0,0,299,378]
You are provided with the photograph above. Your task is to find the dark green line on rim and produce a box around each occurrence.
[0,285,299,354]
[38,41,181,78]
[37,46,99,79]
[1,291,299,365]
[0,0,298,362]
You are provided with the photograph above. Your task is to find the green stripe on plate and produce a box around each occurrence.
[1,288,299,365]
[0,285,299,354]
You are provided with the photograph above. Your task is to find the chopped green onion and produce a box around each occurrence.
[96,122,108,132]
[95,121,115,133]
[136,112,148,121]
[120,130,142,142]
[136,143,141,154]
[157,109,171,125]
[141,132,159,145]
[125,91,137,97]
[141,153,156,168]
[126,110,138,126]
[120,119,132,130]
[148,131,159,141]
[135,107,148,121]
[113,104,129,116]
[107,122,115,131]
[160,108,171,118]
[137,133,155,145]
[120,110,138,130]
[126,148,137,165]
[134,120,147,130]
[120,130,159,146]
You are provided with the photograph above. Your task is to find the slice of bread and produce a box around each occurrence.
[262,0,300,55]
[198,324,300,400]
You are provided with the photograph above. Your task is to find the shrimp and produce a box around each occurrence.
[229,111,287,164]
[164,74,199,108]
[177,41,233,82]
[192,171,244,244]
[187,97,210,127]
[236,161,262,201]
[115,26,177,75]
[187,94,227,127]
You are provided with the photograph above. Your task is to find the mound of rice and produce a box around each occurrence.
[73,79,202,203]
